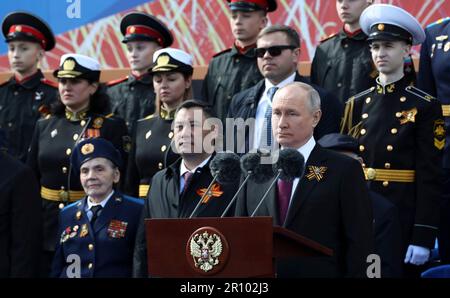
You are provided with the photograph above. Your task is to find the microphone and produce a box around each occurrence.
[250,148,305,217]
[188,152,241,218]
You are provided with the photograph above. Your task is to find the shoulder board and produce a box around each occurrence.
[104,113,114,118]
[427,17,450,28]
[320,32,338,43]
[106,76,129,87]
[347,87,375,103]
[40,78,58,88]
[405,86,435,102]
[138,113,156,122]
[212,48,232,58]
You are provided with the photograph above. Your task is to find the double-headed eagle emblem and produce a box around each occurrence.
[189,231,223,272]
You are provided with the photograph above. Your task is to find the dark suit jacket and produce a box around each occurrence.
[227,73,343,153]
[235,145,374,277]
[0,152,41,277]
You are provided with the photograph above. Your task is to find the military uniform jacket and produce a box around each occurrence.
[340,76,444,250]
[107,74,156,134]
[227,73,343,153]
[418,17,450,168]
[51,192,143,278]
[132,156,240,277]
[125,113,179,198]
[202,45,263,123]
[27,112,129,251]
[0,152,41,277]
[0,70,57,161]
[235,145,374,277]
[311,30,377,105]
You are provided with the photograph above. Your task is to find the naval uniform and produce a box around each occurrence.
[26,111,129,264]
[125,109,179,198]
[341,76,445,255]
[0,70,57,161]
[51,192,143,278]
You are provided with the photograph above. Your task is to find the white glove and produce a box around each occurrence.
[404,245,430,265]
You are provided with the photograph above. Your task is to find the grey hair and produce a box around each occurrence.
[276,82,321,113]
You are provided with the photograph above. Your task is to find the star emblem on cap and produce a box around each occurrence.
[81,143,95,155]
[377,23,385,31]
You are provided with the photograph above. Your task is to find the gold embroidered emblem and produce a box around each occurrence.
[81,143,94,155]
[306,166,328,182]
[156,54,170,67]
[189,231,223,273]
[399,108,418,125]
[92,117,103,129]
[386,83,395,93]
[434,119,446,150]
[63,59,75,71]
[196,183,224,204]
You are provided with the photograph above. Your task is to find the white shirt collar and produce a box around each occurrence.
[180,155,212,176]
[86,190,114,211]
[264,71,296,95]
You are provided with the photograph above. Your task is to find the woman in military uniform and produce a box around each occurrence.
[125,48,193,198]
[26,53,129,276]
[340,4,444,276]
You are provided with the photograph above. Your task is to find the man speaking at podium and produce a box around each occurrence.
[235,82,374,277]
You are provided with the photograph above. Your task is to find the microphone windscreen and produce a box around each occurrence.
[241,151,275,184]
[210,152,241,184]
[240,152,260,173]
[274,148,305,180]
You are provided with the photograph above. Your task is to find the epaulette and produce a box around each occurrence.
[139,113,156,121]
[405,86,435,102]
[427,17,450,28]
[106,76,129,87]
[104,113,114,118]
[345,87,375,103]
[320,32,338,43]
[40,78,58,88]
[212,48,232,58]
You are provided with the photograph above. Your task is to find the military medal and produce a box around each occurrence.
[399,108,417,125]
[107,220,128,238]
[92,117,104,129]
[76,210,82,220]
[79,224,89,238]
[196,184,224,204]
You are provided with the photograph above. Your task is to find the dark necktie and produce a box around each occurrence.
[90,205,103,226]
[182,171,193,195]
[262,86,279,147]
[277,179,293,225]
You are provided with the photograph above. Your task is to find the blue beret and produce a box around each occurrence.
[71,138,122,170]
[318,133,359,154]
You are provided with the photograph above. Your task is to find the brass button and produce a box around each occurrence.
[168,132,174,139]
[8,122,12,127]
[73,134,79,141]
[384,163,391,169]
[383,181,389,187]
[391,128,398,134]
[362,163,366,168]
[88,263,93,269]
[58,203,65,210]
[366,168,376,180]
[62,167,68,174]
[66,148,72,155]
[395,112,402,118]
[337,83,342,88]
[235,58,239,63]
[387,145,393,151]
[362,113,368,119]
[88,244,94,251]
[365,97,371,104]
[360,129,367,135]
[400,96,406,102]
[161,145,167,152]
[158,162,163,169]
[227,95,232,100]
[80,120,86,127]
[359,145,365,152]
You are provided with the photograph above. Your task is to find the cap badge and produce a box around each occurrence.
[129,26,136,34]
[81,143,95,155]
[377,23,385,31]
[15,25,22,32]
[157,54,170,67]
[63,59,76,71]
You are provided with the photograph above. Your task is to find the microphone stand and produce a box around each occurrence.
[220,172,251,218]
[250,169,282,217]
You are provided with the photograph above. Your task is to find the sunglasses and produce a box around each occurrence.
[255,45,297,58]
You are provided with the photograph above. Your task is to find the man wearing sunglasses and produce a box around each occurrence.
[228,24,343,153]
[202,0,277,126]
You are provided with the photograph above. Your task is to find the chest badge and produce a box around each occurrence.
[434,119,446,150]
[306,166,327,182]
[35,91,44,100]
[399,108,418,125]
[196,183,224,204]
[51,129,58,138]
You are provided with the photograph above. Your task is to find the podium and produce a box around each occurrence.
[145,217,332,278]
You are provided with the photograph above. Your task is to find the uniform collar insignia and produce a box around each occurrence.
[306,166,327,182]
[399,108,418,124]
[65,107,89,121]
[160,106,176,120]
[196,183,224,204]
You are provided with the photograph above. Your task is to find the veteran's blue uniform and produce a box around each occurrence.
[51,192,143,278]
[418,17,450,263]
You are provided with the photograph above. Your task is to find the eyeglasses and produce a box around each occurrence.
[255,45,297,58]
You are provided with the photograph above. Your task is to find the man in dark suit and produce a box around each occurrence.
[0,129,41,277]
[133,100,240,277]
[235,82,373,277]
[227,24,342,153]
[51,138,143,278]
